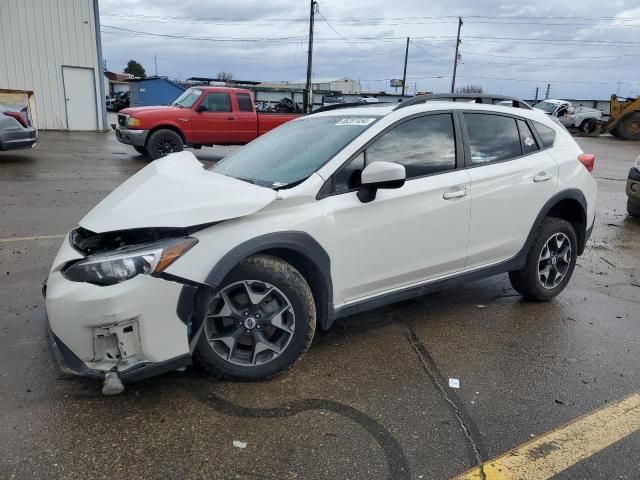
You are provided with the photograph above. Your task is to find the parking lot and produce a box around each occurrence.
[1,131,639,479]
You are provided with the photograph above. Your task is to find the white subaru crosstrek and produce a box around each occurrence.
[45,94,597,391]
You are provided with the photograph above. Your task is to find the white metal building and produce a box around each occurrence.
[262,77,362,95]
[0,0,107,130]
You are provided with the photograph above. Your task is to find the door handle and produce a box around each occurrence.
[227,116,235,121]
[443,188,468,200]
[533,172,553,183]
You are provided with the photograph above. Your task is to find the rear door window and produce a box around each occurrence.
[237,93,253,112]
[464,113,522,165]
[517,119,539,155]
[533,121,556,148]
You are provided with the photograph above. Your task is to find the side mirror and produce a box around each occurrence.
[195,104,208,113]
[357,161,406,203]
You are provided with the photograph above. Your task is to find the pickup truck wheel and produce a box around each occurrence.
[628,200,640,218]
[194,255,316,381]
[133,146,148,156]
[147,129,184,160]
[580,118,597,134]
[509,218,577,301]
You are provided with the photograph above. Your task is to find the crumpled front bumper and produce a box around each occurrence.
[44,235,192,382]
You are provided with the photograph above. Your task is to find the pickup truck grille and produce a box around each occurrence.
[117,114,126,127]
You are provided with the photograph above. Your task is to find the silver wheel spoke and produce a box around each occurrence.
[540,245,551,261]
[270,305,294,334]
[251,331,281,364]
[242,281,274,306]
[209,330,242,360]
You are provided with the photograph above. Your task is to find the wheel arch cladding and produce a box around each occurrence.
[177,232,334,335]
[527,189,588,256]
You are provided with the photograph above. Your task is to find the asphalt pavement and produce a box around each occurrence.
[1,131,639,479]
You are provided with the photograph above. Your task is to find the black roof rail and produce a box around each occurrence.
[309,102,391,115]
[394,93,532,111]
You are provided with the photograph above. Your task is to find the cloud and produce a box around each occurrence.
[98,0,640,98]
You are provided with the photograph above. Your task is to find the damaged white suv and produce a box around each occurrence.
[45,94,597,392]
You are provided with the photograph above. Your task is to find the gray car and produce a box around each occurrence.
[0,104,37,151]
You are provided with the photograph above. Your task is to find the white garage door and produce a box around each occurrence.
[62,66,98,130]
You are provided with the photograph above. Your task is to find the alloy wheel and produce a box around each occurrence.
[538,233,572,289]
[155,135,179,157]
[204,280,295,366]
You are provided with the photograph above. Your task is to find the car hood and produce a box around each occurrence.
[79,151,277,233]
[120,106,181,116]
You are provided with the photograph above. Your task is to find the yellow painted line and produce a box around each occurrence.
[0,234,66,243]
[454,392,640,480]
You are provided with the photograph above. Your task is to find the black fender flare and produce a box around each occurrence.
[176,231,334,335]
[519,188,589,259]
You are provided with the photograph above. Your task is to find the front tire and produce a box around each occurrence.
[194,255,316,380]
[509,218,578,301]
[133,146,148,156]
[147,129,184,160]
[628,199,640,218]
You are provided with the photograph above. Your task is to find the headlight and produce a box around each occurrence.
[126,116,141,127]
[63,238,197,286]
[634,155,640,171]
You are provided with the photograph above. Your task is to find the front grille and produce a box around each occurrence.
[117,114,127,127]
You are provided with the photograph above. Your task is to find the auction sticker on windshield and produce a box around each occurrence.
[335,118,377,126]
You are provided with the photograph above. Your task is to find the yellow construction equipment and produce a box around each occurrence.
[601,95,640,140]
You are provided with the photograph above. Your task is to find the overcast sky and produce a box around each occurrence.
[98,0,640,100]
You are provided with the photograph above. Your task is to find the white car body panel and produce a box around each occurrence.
[80,152,277,232]
[466,150,558,268]
[317,170,471,303]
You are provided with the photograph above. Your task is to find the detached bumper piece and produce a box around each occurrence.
[46,313,192,387]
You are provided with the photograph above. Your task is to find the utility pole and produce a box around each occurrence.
[154,53,158,76]
[545,83,550,99]
[535,87,539,102]
[304,1,318,113]
[401,37,409,97]
[450,17,463,93]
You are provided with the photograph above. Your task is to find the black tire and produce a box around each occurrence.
[146,129,184,160]
[609,126,623,139]
[617,114,640,141]
[580,118,597,134]
[133,146,148,156]
[509,218,578,301]
[628,200,640,218]
[194,255,316,381]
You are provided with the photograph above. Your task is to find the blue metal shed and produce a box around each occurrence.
[128,77,185,107]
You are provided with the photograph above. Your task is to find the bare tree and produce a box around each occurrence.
[216,71,234,82]
[455,84,483,94]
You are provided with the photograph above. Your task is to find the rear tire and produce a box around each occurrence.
[194,255,316,381]
[617,114,640,141]
[509,218,578,301]
[133,146,148,156]
[628,200,640,218]
[147,129,184,160]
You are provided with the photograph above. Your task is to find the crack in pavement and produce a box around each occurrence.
[402,320,487,480]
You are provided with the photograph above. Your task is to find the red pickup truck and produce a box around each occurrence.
[115,87,301,159]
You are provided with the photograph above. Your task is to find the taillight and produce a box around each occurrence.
[578,153,595,173]
[3,111,28,128]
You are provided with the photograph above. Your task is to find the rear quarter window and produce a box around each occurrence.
[533,121,556,148]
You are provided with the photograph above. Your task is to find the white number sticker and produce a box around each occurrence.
[335,118,376,126]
